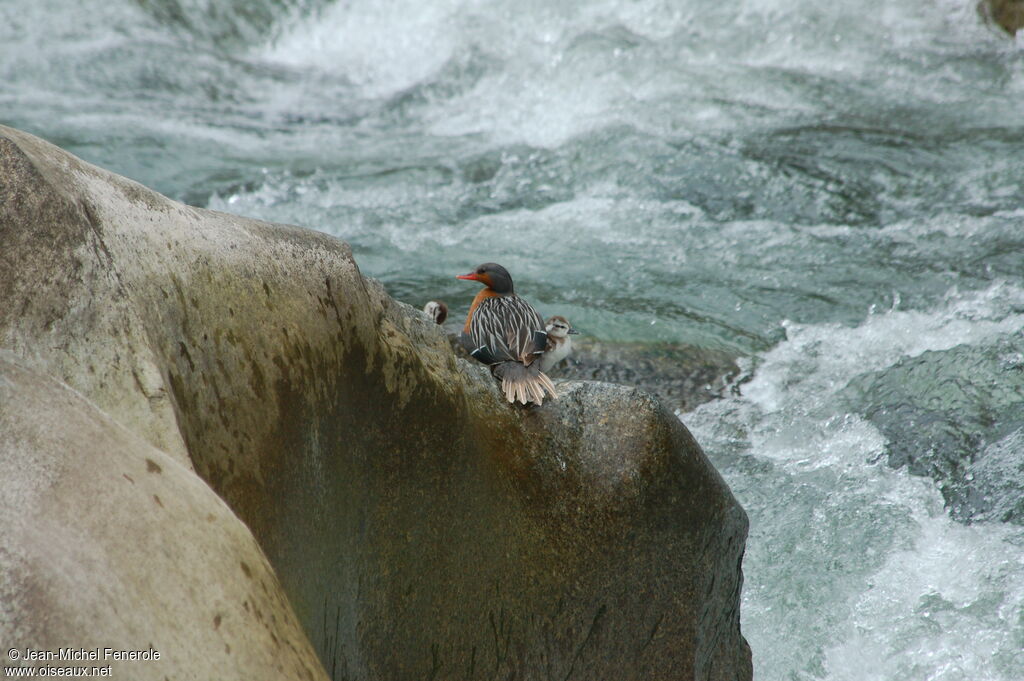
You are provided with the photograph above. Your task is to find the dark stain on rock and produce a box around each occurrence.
[167,369,188,416]
[240,561,253,579]
[250,361,266,399]
[214,613,222,629]
[146,458,162,474]
[641,613,663,652]
[323,276,345,327]
[179,341,195,372]
[122,473,134,484]
[169,274,192,338]
[153,494,163,508]
[78,199,115,268]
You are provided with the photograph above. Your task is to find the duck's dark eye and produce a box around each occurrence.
[476,267,485,274]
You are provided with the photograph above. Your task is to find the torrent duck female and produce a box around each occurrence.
[456,263,557,405]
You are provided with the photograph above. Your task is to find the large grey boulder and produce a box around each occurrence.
[0,124,751,680]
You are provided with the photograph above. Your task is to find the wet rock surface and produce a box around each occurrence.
[551,338,741,414]
[840,336,1024,525]
[445,332,741,415]
[979,0,1024,35]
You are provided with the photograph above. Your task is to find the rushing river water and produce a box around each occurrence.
[4,0,1023,678]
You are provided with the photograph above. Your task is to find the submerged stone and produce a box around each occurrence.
[979,0,1024,35]
[840,337,1024,524]
[446,333,742,414]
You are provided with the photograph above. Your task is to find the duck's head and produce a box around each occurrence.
[545,315,578,338]
[456,262,514,294]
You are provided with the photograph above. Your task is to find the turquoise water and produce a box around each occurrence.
[4,1,1023,678]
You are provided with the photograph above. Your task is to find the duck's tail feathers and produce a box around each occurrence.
[492,362,558,406]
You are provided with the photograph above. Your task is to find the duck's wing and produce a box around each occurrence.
[469,295,547,365]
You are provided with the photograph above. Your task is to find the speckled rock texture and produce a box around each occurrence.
[0,124,751,681]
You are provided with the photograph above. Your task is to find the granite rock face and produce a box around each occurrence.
[0,124,751,681]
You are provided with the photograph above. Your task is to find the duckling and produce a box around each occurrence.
[538,315,578,373]
[423,300,448,325]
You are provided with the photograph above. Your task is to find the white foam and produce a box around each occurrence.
[823,515,1024,681]
[687,281,1024,681]
[742,282,1024,414]
[266,0,462,98]
[256,0,1018,148]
